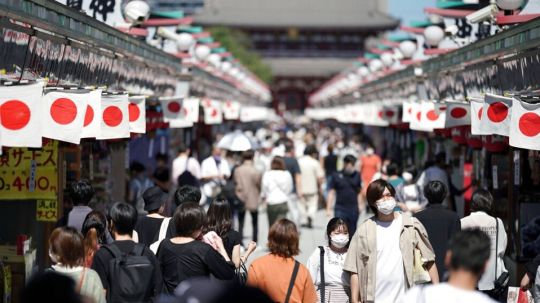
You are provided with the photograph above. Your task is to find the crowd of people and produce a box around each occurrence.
[23,126,533,303]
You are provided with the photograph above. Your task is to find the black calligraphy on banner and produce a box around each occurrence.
[89,0,116,22]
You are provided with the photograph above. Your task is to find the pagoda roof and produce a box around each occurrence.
[194,0,399,30]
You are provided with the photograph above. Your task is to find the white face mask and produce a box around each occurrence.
[376,198,396,215]
[330,234,349,248]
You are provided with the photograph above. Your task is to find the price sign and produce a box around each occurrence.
[0,140,58,200]
[36,200,57,222]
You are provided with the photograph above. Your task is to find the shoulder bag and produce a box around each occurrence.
[412,223,431,285]
[285,261,300,303]
[493,218,509,298]
[319,246,326,303]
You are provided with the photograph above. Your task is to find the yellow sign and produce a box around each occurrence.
[0,140,58,200]
[36,200,57,222]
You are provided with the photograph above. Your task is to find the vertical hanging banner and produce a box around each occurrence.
[42,90,89,144]
[98,94,130,140]
[160,97,192,128]
[409,101,432,132]
[470,97,489,135]
[222,100,241,120]
[0,82,44,148]
[0,140,58,200]
[480,93,512,136]
[402,100,413,123]
[128,96,146,134]
[183,97,200,123]
[445,101,471,128]
[422,101,446,130]
[81,89,102,138]
[509,98,540,150]
[203,99,223,124]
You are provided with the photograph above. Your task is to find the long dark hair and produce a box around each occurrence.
[206,198,233,237]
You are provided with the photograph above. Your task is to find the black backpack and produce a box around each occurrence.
[104,243,156,303]
[177,170,200,187]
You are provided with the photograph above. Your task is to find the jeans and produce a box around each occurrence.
[334,205,359,236]
[238,209,258,242]
[267,202,289,228]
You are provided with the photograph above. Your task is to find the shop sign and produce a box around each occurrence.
[0,141,58,200]
[36,200,57,222]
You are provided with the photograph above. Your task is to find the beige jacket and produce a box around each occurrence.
[234,161,262,211]
[343,213,435,302]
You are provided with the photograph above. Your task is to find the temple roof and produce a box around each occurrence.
[264,57,354,77]
[194,0,399,29]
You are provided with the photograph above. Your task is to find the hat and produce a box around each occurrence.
[142,186,168,211]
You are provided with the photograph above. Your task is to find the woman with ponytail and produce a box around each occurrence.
[81,211,107,267]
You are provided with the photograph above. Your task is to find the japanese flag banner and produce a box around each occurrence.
[348,104,363,124]
[409,101,433,132]
[423,101,447,130]
[381,105,400,125]
[160,97,184,123]
[223,100,241,120]
[402,100,413,123]
[480,93,512,136]
[128,96,146,134]
[0,82,44,147]
[97,94,130,140]
[81,89,102,138]
[203,99,223,125]
[182,97,200,123]
[42,90,89,144]
[445,101,471,128]
[509,98,540,150]
[363,103,389,126]
[470,97,489,135]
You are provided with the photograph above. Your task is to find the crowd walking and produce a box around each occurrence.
[24,126,528,303]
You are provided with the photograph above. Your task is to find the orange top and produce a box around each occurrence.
[247,254,317,303]
[360,154,381,190]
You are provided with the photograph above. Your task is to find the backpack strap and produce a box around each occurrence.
[285,261,300,303]
[132,243,145,256]
[319,246,326,303]
[103,244,124,259]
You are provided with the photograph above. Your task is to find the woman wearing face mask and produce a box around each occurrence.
[343,179,439,303]
[307,218,351,303]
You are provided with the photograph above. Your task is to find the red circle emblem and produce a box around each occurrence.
[1,100,31,130]
[128,103,140,122]
[103,106,123,127]
[84,105,94,127]
[50,98,77,125]
[519,112,540,137]
[168,102,181,113]
[487,102,508,123]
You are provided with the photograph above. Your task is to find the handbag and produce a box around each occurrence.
[235,259,248,285]
[492,218,509,298]
[412,227,431,284]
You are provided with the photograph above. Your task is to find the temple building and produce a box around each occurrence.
[195,0,399,111]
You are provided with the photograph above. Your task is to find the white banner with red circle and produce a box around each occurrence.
[97,94,130,140]
[128,96,146,134]
[509,98,540,150]
[0,82,44,148]
[160,97,184,123]
[470,97,489,135]
[480,93,512,136]
[183,97,200,123]
[42,90,89,144]
[222,100,241,120]
[81,89,102,138]
[444,101,470,128]
[202,99,223,124]
[409,101,432,132]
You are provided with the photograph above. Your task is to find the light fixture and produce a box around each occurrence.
[424,25,445,47]
[357,66,370,77]
[207,53,222,67]
[380,53,394,67]
[368,59,383,72]
[399,40,416,58]
[496,0,523,10]
[221,61,232,72]
[466,4,498,24]
[123,0,150,24]
[194,45,211,61]
[176,33,195,51]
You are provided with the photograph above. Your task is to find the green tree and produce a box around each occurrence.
[208,26,273,84]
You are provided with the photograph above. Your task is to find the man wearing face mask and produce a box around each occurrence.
[326,155,362,235]
[344,179,439,303]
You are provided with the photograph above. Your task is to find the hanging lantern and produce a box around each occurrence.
[357,66,370,77]
[369,59,383,72]
[221,61,232,72]
[424,25,445,47]
[194,45,211,61]
[496,0,523,10]
[399,40,416,58]
[380,53,394,67]
[207,53,222,67]
[176,33,195,51]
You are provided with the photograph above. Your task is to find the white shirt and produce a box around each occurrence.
[399,283,497,303]
[375,214,406,303]
[461,211,507,290]
[171,155,201,185]
[298,155,324,195]
[307,246,350,288]
[201,156,231,179]
[261,170,293,205]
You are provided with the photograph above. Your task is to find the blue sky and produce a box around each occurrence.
[388,0,437,26]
